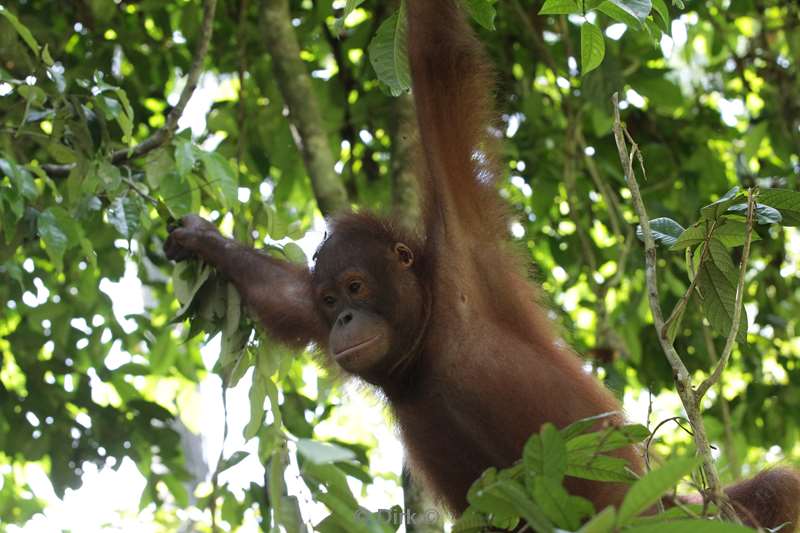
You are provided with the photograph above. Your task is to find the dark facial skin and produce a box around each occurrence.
[311,233,425,381]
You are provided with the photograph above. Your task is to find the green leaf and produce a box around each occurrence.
[704,238,737,285]
[145,148,173,189]
[539,0,581,15]
[616,456,699,526]
[700,187,742,221]
[243,376,267,440]
[159,172,193,218]
[296,439,357,465]
[567,454,636,482]
[714,219,760,248]
[0,159,38,200]
[107,195,142,239]
[669,222,706,250]
[671,219,759,251]
[532,477,594,530]
[651,0,670,31]
[37,206,81,270]
[637,217,685,247]
[726,203,782,225]
[462,0,496,30]
[96,160,121,192]
[758,188,800,226]
[16,84,46,106]
[598,0,652,25]
[481,479,554,533]
[560,412,621,441]
[577,506,616,533]
[580,22,605,75]
[368,9,410,96]
[523,423,567,485]
[198,151,238,208]
[0,6,50,65]
[566,424,650,457]
[696,261,747,343]
[282,242,307,264]
[175,138,196,177]
[623,520,755,533]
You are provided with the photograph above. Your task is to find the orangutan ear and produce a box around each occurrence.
[394,243,414,269]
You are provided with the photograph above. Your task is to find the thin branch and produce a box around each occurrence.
[611,93,738,522]
[702,324,741,480]
[42,0,218,178]
[696,190,757,400]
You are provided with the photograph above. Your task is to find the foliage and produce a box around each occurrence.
[0,0,799,530]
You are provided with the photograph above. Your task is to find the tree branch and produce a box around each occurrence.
[261,0,349,217]
[42,0,218,178]
[611,93,738,522]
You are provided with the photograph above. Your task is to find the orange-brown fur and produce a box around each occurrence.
[166,0,800,529]
[400,0,800,528]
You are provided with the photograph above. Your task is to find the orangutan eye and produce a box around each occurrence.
[323,295,336,307]
[348,280,362,294]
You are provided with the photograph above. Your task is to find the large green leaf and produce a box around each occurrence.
[296,439,357,465]
[539,0,581,15]
[198,150,238,208]
[637,217,685,247]
[462,0,497,30]
[696,261,747,343]
[758,188,800,226]
[581,22,606,75]
[368,9,410,96]
[615,456,699,526]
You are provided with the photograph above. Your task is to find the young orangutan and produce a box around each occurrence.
[165,0,800,529]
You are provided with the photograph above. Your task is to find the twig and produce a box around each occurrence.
[695,190,757,400]
[42,0,218,178]
[611,93,738,522]
[702,324,741,480]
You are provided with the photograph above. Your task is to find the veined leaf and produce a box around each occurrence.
[727,202,782,225]
[539,0,581,15]
[368,8,410,96]
[532,477,594,530]
[616,456,699,526]
[598,0,652,25]
[580,22,605,75]
[622,520,755,532]
[696,261,747,343]
[462,0,497,30]
[107,195,142,239]
[198,151,238,208]
[651,0,670,31]
[700,186,742,220]
[758,188,800,226]
[296,439,357,465]
[0,6,52,65]
[637,217,685,247]
[577,506,616,533]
